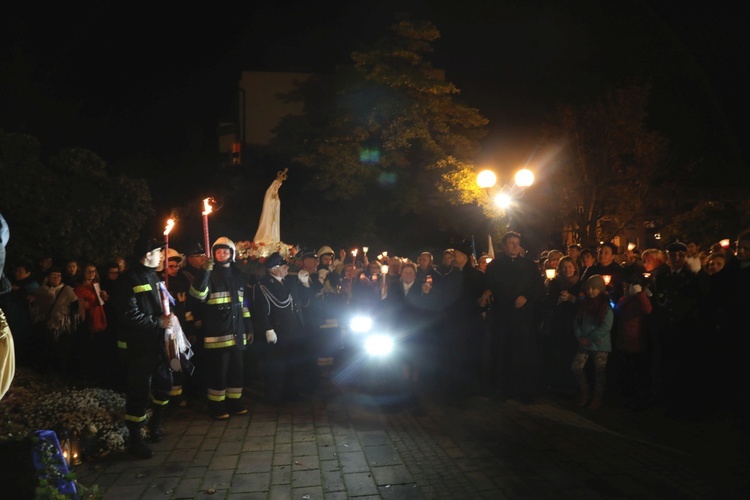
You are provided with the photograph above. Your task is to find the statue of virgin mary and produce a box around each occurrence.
[245,168,295,259]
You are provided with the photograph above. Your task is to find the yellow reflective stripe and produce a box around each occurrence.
[170,387,183,396]
[226,388,242,399]
[242,309,251,318]
[117,341,128,349]
[151,397,169,406]
[204,334,236,349]
[205,340,235,349]
[190,285,208,300]
[125,413,147,423]
[133,284,152,293]
[207,389,225,402]
[204,334,234,343]
[207,296,232,305]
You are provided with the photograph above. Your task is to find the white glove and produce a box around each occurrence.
[298,270,310,286]
[318,268,329,282]
[629,284,642,295]
[686,256,702,273]
[265,330,278,344]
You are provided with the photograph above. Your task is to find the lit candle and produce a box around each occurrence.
[720,238,730,249]
[627,242,636,251]
[164,218,175,288]
[545,268,556,280]
[363,246,369,254]
[602,275,612,286]
[202,198,213,258]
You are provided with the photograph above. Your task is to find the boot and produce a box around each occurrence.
[148,405,166,443]
[127,422,153,459]
[209,400,230,420]
[226,399,249,416]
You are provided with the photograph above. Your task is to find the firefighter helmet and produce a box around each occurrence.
[166,248,183,262]
[212,237,236,262]
[317,245,335,257]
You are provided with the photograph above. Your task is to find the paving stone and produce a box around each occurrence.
[230,471,271,493]
[292,468,322,488]
[343,471,379,496]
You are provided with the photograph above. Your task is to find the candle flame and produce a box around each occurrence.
[202,198,213,216]
[164,218,175,236]
[602,275,612,286]
[352,249,358,256]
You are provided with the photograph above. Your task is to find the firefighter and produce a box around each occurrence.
[189,237,253,419]
[114,237,172,459]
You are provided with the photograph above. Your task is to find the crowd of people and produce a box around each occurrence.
[2,226,749,459]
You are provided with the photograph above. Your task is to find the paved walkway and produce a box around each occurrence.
[75,380,750,499]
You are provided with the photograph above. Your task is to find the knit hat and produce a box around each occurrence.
[586,274,606,293]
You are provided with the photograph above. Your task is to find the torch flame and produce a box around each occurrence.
[164,218,175,236]
[202,198,213,216]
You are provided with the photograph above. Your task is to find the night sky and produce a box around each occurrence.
[3,1,747,198]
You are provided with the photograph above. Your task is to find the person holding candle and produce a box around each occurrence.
[189,237,254,419]
[114,237,172,459]
[539,256,582,397]
[572,274,613,410]
[585,242,624,304]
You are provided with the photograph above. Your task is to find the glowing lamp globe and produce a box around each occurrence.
[477,170,497,189]
[514,169,534,187]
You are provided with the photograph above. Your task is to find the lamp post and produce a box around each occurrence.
[476,168,535,245]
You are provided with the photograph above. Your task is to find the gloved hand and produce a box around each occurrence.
[629,284,642,295]
[318,268,329,280]
[202,258,214,271]
[265,330,278,344]
[686,256,702,273]
[298,269,310,284]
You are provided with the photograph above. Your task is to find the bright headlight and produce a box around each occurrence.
[364,334,393,356]
[350,316,373,333]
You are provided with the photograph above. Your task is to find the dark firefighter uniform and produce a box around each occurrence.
[114,238,172,459]
[189,237,253,419]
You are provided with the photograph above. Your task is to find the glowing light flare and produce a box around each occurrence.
[363,246,369,253]
[720,239,730,248]
[476,170,497,189]
[602,275,612,286]
[164,218,175,236]
[381,265,389,275]
[494,192,512,209]
[350,316,373,333]
[365,334,394,356]
[352,249,358,257]
[627,242,636,251]
[545,269,556,280]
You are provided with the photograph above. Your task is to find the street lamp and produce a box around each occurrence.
[476,167,536,249]
[477,168,535,210]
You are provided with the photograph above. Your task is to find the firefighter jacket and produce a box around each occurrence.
[189,264,252,350]
[114,263,167,357]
